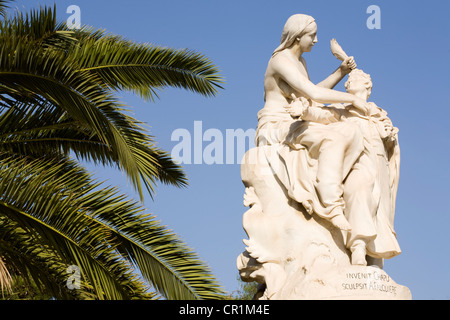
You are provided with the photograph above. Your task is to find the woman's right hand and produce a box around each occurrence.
[351,96,369,115]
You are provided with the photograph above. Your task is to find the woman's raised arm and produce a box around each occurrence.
[272,55,368,113]
[317,56,357,89]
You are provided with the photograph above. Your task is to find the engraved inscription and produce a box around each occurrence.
[341,270,397,295]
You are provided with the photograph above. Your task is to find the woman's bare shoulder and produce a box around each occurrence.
[268,52,296,74]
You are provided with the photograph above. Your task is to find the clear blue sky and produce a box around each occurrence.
[15,0,450,299]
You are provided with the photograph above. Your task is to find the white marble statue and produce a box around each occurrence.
[237,14,410,300]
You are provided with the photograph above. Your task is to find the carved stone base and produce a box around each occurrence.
[237,146,411,300]
[271,265,411,300]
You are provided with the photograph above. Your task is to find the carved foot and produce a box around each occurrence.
[329,214,352,231]
[350,240,367,266]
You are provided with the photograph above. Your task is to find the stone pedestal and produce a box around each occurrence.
[273,265,411,300]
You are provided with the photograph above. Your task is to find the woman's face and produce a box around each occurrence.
[299,22,318,52]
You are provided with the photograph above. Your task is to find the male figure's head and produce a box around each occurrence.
[345,69,372,101]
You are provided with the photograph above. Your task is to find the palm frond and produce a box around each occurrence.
[0,37,187,199]
[0,2,225,300]
[0,0,12,18]
[0,3,77,50]
[71,31,224,101]
[82,190,225,299]
[0,255,12,296]
[0,217,95,299]
[0,156,224,299]
[0,99,187,194]
[0,156,153,299]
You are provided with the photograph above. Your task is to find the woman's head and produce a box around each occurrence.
[273,14,317,56]
[298,21,318,53]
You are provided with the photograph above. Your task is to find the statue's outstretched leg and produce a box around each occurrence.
[314,123,363,231]
[343,152,378,266]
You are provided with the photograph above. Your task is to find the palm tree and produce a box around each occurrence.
[0,1,225,299]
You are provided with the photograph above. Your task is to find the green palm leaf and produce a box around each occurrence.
[0,0,12,18]
[0,1,226,300]
[0,217,95,299]
[0,156,224,299]
[0,156,153,299]
[71,30,224,101]
[0,3,76,49]
[0,37,186,199]
[0,99,187,193]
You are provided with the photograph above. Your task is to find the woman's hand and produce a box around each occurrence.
[340,56,357,74]
[351,96,370,115]
[284,94,309,117]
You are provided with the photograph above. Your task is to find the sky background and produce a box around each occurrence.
[13,0,450,300]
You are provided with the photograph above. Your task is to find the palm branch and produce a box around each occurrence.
[71,27,224,101]
[0,217,95,299]
[0,35,186,199]
[0,99,187,194]
[0,0,12,18]
[0,156,224,299]
[0,2,226,299]
[0,4,223,199]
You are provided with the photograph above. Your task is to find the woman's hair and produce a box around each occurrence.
[272,14,316,57]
